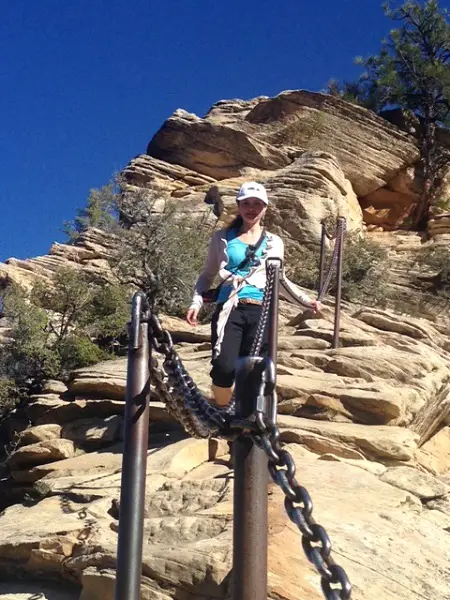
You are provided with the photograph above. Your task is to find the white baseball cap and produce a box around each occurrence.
[236,181,269,205]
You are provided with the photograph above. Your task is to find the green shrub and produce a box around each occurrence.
[415,244,450,296]
[287,244,321,292]
[63,183,119,241]
[1,285,60,390]
[59,335,109,375]
[0,377,19,419]
[113,194,215,318]
[289,234,390,306]
[339,235,390,305]
[0,270,130,392]
[31,268,130,346]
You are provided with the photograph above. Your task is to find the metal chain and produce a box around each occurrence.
[150,355,205,438]
[250,262,276,357]
[148,315,232,438]
[251,410,352,600]
[317,218,346,302]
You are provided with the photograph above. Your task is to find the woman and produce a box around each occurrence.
[186,181,320,406]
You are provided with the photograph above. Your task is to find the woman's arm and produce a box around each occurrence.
[189,230,223,310]
[280,273,316,307]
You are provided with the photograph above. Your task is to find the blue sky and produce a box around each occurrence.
[1,0,445,261]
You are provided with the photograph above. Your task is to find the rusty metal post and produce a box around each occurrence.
[318,220,327,295]
[232,357,268,600]
[332,218,345,349]
[114,292,151,600]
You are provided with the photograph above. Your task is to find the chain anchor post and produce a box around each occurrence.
[114,291,151,600]
[332,217,346,349]
[232,357,271,600]
[318,220,327,295]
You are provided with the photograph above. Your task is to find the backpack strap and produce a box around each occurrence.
[237,229,266,269]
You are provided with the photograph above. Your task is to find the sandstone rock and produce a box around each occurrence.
[415,427,450,475]
[317,453,387,476]
[147,107,291,180]
[428,213,450,237]
[409,383,450,445]
[325,345,443,382]
[426,496,450,516]
[25,397,125,425]
[278,415,419,461]
[12,436,210,485]
[380,466,450,500]
[265,152,363,245]
[17,424,62,447]
[431,232,450,246]
[294,325,376,347]
[68,359,128,399]
[0,229,116,290]
[354,307,445,344]
[159,315,210,343]
[147,91,419,200]
[41,380,68,395]
[207,152,364,247]
[245,90,420,196]
[61,416,123,446]
[388,166,421,195]
[278,335,330,350]
[122,154,216,195]
[2,445,450,600]
[276,370,415,425]
[277,353,323,372]
[8,439,77,470]
[360,187,418,229]
[282,429,365,459]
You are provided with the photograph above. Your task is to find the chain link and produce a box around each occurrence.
[148,314,232,438]
[250,262,276,356]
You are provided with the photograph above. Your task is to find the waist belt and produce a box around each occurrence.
[238,298,263,306]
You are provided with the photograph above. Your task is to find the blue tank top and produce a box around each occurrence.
[216,229,267,304]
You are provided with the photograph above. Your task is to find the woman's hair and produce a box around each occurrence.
[227,215,243,231]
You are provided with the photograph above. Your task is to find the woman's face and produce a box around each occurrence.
[237,198,267,226]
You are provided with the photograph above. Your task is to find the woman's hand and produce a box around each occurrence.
[309,300,322,314]
[186,307,200,326]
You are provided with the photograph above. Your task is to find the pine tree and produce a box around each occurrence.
[356,1,450,224]
[63,183,119,240]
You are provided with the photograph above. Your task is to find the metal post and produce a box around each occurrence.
[114,292,151,600]
[318,221,327,295]
[232,358,268,600]
[332,218,345,349]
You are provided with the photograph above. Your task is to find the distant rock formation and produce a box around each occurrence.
[0,228,116,290]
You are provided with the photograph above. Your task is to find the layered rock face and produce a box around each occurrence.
[147,90,419,197]
[128,90,424,238]
[0,228,116,290]
[1,89,450,599]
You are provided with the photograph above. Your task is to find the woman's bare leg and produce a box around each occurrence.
[211,384,233,406]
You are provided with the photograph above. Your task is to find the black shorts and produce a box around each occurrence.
[210,303,269,388]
